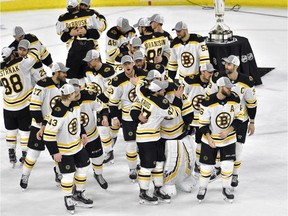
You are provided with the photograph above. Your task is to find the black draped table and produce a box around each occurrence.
[206,35,262,85]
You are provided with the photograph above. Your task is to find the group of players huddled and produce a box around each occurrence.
[0,0,257,214]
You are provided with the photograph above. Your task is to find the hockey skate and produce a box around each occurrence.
[20,174,29,190]
[19,151,27,165]
[72,190,93,208]
[103,150,114,164]
[129,169,138,182]
[197,187,207,203]
[222,188,234,203]
[139,189,158,205]
[231,175,239,188]
[64,195,75,215]
[154,187,171,203]
[209,167,221,182]
[94,173,108,190]
[53,166,63,186]
[8,149,17,168]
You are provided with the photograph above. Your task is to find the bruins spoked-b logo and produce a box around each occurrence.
[80,112,89,127]
[93,83,102,95]
[192,94,204,111]
[216,112,231,129]
[128,88,136,102]
[68,118,78,135]
[181,52,194,68]
[50,96,61,109]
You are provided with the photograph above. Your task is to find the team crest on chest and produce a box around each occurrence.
[181,52,194,68]
[68,118,78,135]
[216,112,231,129]
[128,88,136,102]
[80,112,89,127]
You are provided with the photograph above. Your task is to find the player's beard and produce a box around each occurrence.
[221,89,231,97]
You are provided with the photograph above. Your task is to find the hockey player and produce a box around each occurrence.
[79,0,107,33]
[56,0,103,84]
[43,84,93,214]
[149,14,173,42]
[206,55,257,188]
[183,63,215,175]
[20,62,68,190]
[135,17,170,66]
[17,39,47,86]
[105,17,136,68]
[130,80,184,204]
[133,50,165,75]
[0,46,39,167]
[108,55,146,180]
[83,49,119,164]
[69,79,109,190]
[197,77,244,203]
[167,21,210,81]
[9,26,53,68]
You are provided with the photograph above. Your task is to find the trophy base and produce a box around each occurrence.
[207,31,236,44]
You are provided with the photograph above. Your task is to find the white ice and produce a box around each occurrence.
[0,5,287,216]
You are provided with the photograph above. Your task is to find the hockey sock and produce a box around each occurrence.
[98,126,113,153]
[74,166,89,192]
[152,161,164,187]
[221,160,234,188]
[138,167,152,190]
[126,141,138,170]
[199,164,213,188]
[91,155,104,175]
[233,142,243,175]
[22,149,41,175]
[6,129,17,149]
[19,130,30,152]
[61,173,75,195]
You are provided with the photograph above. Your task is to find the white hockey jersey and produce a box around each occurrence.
[29,77,66,128]
[167,34,210,81]
[206,72,257,121]
[0,51,39,111]
[199,93,244,147]
[43,100,83,156]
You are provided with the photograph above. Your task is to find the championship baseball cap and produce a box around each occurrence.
[69,78,81,92]
[1,47,13,59]
[146,69,162,81]
[51,62,70,73]
[121,55,134,64]
[132,50,144,61]
[216,77,234,88]
[200,63,216,73]
[18,39,30,50]
[80,0,91,6]
[148,80,169,92]
[13,26,25,38]
[61,84,75,95]
[131,37,142,47]
[67,0,78,8]
[222,55,240,66]
[149,14,164,24]
[117,17,132,32]
[133,17,150,28]
[172,21,188,31]
[83,50,100,62]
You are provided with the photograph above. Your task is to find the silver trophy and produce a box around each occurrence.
[207,0,234,43]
